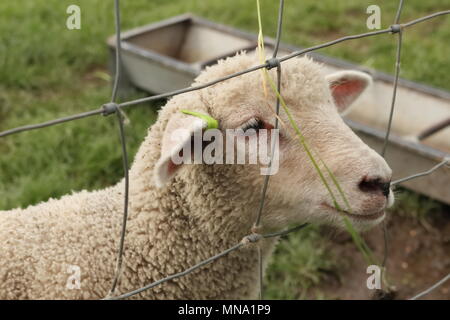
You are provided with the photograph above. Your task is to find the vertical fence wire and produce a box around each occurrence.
[379,1,405,291]
[110,0,122,104]
[381,3,404,157]
[253,0,285,300]
[257,246,263,300]
[107,0,131,297]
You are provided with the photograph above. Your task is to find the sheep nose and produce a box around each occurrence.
[358,176,391,197]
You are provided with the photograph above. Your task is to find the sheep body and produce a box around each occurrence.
[0,169,277,299]
[0,52,391,299]
[0,54,276,299]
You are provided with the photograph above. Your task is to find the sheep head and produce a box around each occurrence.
[152,52,394,232]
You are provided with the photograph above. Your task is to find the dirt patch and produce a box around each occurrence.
[314,206,450,300]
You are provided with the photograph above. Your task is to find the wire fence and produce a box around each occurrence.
[1,0,449,300]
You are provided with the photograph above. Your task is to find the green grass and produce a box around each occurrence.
[391,187,444,222]
[0,0,448,299]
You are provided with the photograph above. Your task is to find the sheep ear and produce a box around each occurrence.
[326,70,372,115]
[154,113,208,188]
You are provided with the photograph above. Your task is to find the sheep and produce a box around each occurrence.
[0,52,394,299]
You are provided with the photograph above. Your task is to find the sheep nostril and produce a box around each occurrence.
[359,177,391,197]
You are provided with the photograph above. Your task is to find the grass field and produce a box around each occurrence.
[0,0,448,299]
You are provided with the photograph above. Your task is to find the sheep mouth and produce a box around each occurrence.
[321,203,385,221]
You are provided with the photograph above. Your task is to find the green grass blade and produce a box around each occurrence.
[255,0,376,265]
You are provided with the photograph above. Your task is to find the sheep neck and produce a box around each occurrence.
[121,157,278,298]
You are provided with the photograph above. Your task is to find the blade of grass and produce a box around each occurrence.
[256,0,268,98]
[319,158,377,265]
[265,70,376,265]
[255,0,338,212]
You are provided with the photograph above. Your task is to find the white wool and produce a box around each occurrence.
[0,52,392,299]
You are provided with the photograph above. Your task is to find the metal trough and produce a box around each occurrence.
[108,14,256,93]
[108,14,450,205]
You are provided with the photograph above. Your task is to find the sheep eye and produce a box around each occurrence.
[240,118,265,132]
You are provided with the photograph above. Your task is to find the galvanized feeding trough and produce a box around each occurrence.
[108,14,450,205]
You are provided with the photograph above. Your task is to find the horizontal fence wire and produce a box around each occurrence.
[392,158,450,185]
[1,11,449,139]
[104,224,309,300]
[0,0,449,300]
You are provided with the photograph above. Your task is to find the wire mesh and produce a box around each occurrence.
[0,0,449,300]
